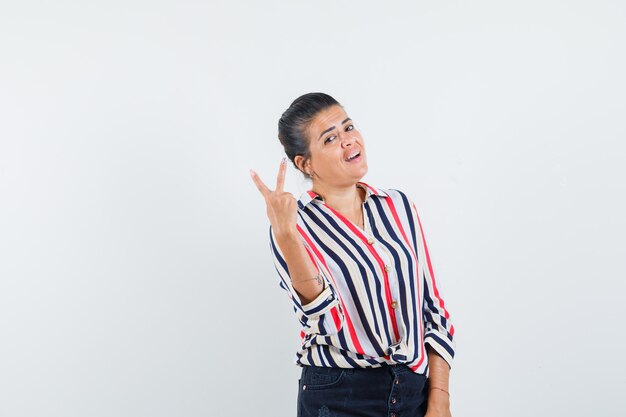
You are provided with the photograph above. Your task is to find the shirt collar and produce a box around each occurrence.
[297,181,389,209]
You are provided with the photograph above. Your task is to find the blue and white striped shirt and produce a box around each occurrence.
[269,181,455,374]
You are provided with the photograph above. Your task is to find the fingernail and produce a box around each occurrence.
[281,157,287,165]
[249,169,255,177]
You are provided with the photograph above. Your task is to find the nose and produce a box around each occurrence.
[340,133,356,148]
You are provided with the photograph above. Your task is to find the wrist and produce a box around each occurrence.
[274,227,299,243]
[428,386,450,403]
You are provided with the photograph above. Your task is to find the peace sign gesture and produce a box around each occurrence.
[250,158,298,238]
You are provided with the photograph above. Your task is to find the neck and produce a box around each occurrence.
[312,181,365,214]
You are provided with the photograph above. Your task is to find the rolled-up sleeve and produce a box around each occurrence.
[269,225,341,324]
[410,202,456,368]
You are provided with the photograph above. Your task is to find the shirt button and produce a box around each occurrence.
[395,379,400,385]
[391,301,398,309]
[302,385,307,390]
[367,237,375,245]
[384,265,391,272]
[391,397,397,404]
[391,413,396,417]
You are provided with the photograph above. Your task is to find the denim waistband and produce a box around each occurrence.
[302,363,423,377]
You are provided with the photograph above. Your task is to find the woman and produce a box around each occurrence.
[250,93,456,417]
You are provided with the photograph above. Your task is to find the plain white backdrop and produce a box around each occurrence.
[1,1,625,416]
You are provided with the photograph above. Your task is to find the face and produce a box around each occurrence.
[296,105,368,186]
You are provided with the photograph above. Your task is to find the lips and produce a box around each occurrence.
[344,150,361,162]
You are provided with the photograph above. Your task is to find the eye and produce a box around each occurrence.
[346,124,354,131]
[324,135,336,144]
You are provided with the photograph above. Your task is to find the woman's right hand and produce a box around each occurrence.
[250,158,298,238]
[251,158,325,305]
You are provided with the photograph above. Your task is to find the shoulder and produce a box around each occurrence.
[377,186,415,206]
[372,186,422,220]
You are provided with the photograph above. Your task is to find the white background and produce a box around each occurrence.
[1,1,625,416]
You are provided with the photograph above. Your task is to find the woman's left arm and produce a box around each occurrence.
[410,199,456,365]
[406,196,455,416]
[425,345,451,417]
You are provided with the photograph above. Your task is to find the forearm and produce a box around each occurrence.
[426,345,451,409]
[274,229,324,304]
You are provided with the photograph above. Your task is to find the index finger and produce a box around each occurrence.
[249,169,271,199]
[276,157,287,192]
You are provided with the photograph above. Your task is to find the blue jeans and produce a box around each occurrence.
[297,364,429,417]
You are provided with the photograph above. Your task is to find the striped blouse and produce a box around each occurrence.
[268,181,455,374]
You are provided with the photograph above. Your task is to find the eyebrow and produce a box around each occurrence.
[318,117,352,140]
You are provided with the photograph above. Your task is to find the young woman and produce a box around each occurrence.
[250,93,456,417]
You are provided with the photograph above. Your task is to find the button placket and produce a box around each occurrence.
[376,240,404,342]
[389,367,402,416]
[360,196,400,343]
[378,246,399,307]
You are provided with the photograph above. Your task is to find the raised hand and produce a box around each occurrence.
[250,158,299,238]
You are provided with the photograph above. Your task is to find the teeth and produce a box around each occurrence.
[346,151,360,161]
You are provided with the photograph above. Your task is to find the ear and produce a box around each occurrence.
[294,155,309,173]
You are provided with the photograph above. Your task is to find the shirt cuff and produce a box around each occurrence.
[425,331,455,369]
[300,285,339,318]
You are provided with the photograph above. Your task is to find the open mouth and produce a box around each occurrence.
[345,150,361,162]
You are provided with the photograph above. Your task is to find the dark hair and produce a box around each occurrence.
[278,92,342,178]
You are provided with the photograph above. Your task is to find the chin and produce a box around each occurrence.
[355,167,368,181]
